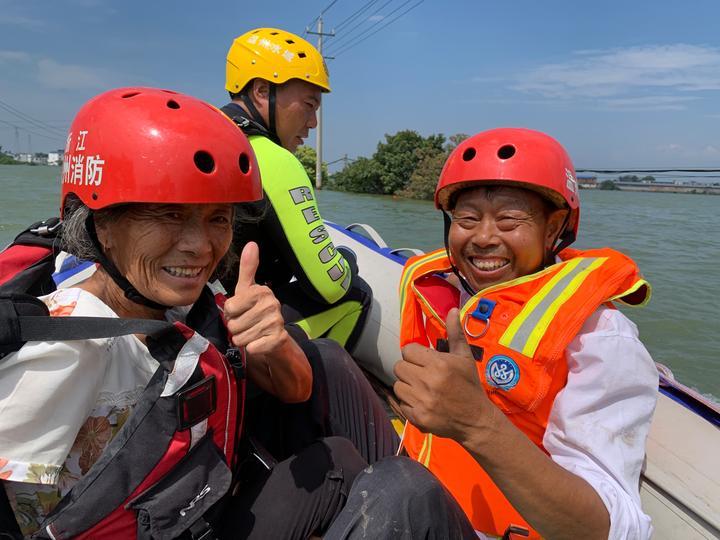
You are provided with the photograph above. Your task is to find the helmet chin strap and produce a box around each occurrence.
[443,211,477,297]
[239,83,282,147]
[547,210,574,265]
[85,215,170,311]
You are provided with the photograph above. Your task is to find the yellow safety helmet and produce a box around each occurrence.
[226,28,331,94]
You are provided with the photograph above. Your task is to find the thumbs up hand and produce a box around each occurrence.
[224,242,288,357]
[394,308,492,443]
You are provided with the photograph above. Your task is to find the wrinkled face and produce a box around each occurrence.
[275,79,321,152]
[98,203,233,307]
[448,186,566,291]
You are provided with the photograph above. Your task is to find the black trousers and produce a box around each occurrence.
[220,339,399,539]
[325,457,478,540]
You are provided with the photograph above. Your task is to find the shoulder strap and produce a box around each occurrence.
[0,218,63,297]
[0,294,172,359]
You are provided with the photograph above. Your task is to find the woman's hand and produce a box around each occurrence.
[224,242,312,402]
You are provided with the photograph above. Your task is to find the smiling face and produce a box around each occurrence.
[97,203,234,308]
[272,79,321,152]
[448,186,567,291]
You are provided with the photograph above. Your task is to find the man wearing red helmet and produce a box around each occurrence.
[391,129,658,539]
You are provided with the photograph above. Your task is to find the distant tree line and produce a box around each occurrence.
[320,130,468,200]
[0,147,21,165]
[617,175,656,183]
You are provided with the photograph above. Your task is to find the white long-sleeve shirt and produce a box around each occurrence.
[471,305,657,540]
[542,306,657,539]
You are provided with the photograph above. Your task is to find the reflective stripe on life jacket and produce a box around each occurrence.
[399,247,650,537]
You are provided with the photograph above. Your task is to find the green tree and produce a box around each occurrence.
[295,145,328,186]
[397,150,447,200]
[0,148,20,165]
[374,131,445,195]
[641,175,656,183]
[327,157,383,193]
[446,133,469,151]
[599,179,619,190]
[618,174,640,183]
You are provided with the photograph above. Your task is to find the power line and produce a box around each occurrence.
[334,0,380,31]
[577,168,720,173]
[333,0,424,57]
[0,119,65,143]
[0,98,67,136]
[325,0,396,53]
[321,0,340,15]
[304,0,340,35]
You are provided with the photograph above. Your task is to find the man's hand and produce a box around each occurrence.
[394,308,494,443]
[224,242,290,357]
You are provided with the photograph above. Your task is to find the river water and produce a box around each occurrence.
[1,165,718,400]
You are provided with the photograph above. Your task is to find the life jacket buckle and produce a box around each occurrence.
[29,218,62,237]
[177,376,217,431]
[465,298,495,338]
[471,298,496,321]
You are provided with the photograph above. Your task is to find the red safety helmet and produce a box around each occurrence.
[61,87,262,215]
[435,128,580,247]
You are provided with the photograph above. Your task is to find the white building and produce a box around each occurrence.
[47,152,61,166]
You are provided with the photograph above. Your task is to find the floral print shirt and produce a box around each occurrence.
[0,288,159,536]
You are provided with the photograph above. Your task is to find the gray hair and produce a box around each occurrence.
[61,197,126,261]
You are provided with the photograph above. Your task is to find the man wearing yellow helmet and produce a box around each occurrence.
[220,27,372,355]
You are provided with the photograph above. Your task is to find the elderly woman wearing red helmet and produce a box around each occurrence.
[0,88,396,539]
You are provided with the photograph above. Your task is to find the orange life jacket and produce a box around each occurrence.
[399,247,650,537]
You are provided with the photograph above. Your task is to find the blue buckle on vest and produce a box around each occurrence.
[471,298,496,321]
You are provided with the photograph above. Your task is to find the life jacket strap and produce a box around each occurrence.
[188,515,218,540]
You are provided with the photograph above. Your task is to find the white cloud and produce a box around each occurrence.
[0,13,45,29]
[600,95,699,111]
[656,142,720,158]
[510,44,720,101]
[36,58,112,90]
[0,50,31,63]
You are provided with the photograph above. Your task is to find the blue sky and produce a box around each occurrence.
[2,0,720,170]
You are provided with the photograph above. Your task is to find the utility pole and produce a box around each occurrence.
[14,126,19,155]
[307,16,334,189]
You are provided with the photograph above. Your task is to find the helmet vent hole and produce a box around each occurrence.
[462,147,476,161]
[239,153,250,174]
[122,92,139,99]
[498,145,516,160]
[166,100,180,109]
[298,52,307,58]
[194,151,215,174]
[286,39,295,44]
[270,31,279,35]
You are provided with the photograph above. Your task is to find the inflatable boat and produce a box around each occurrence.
[327,221,720,540]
